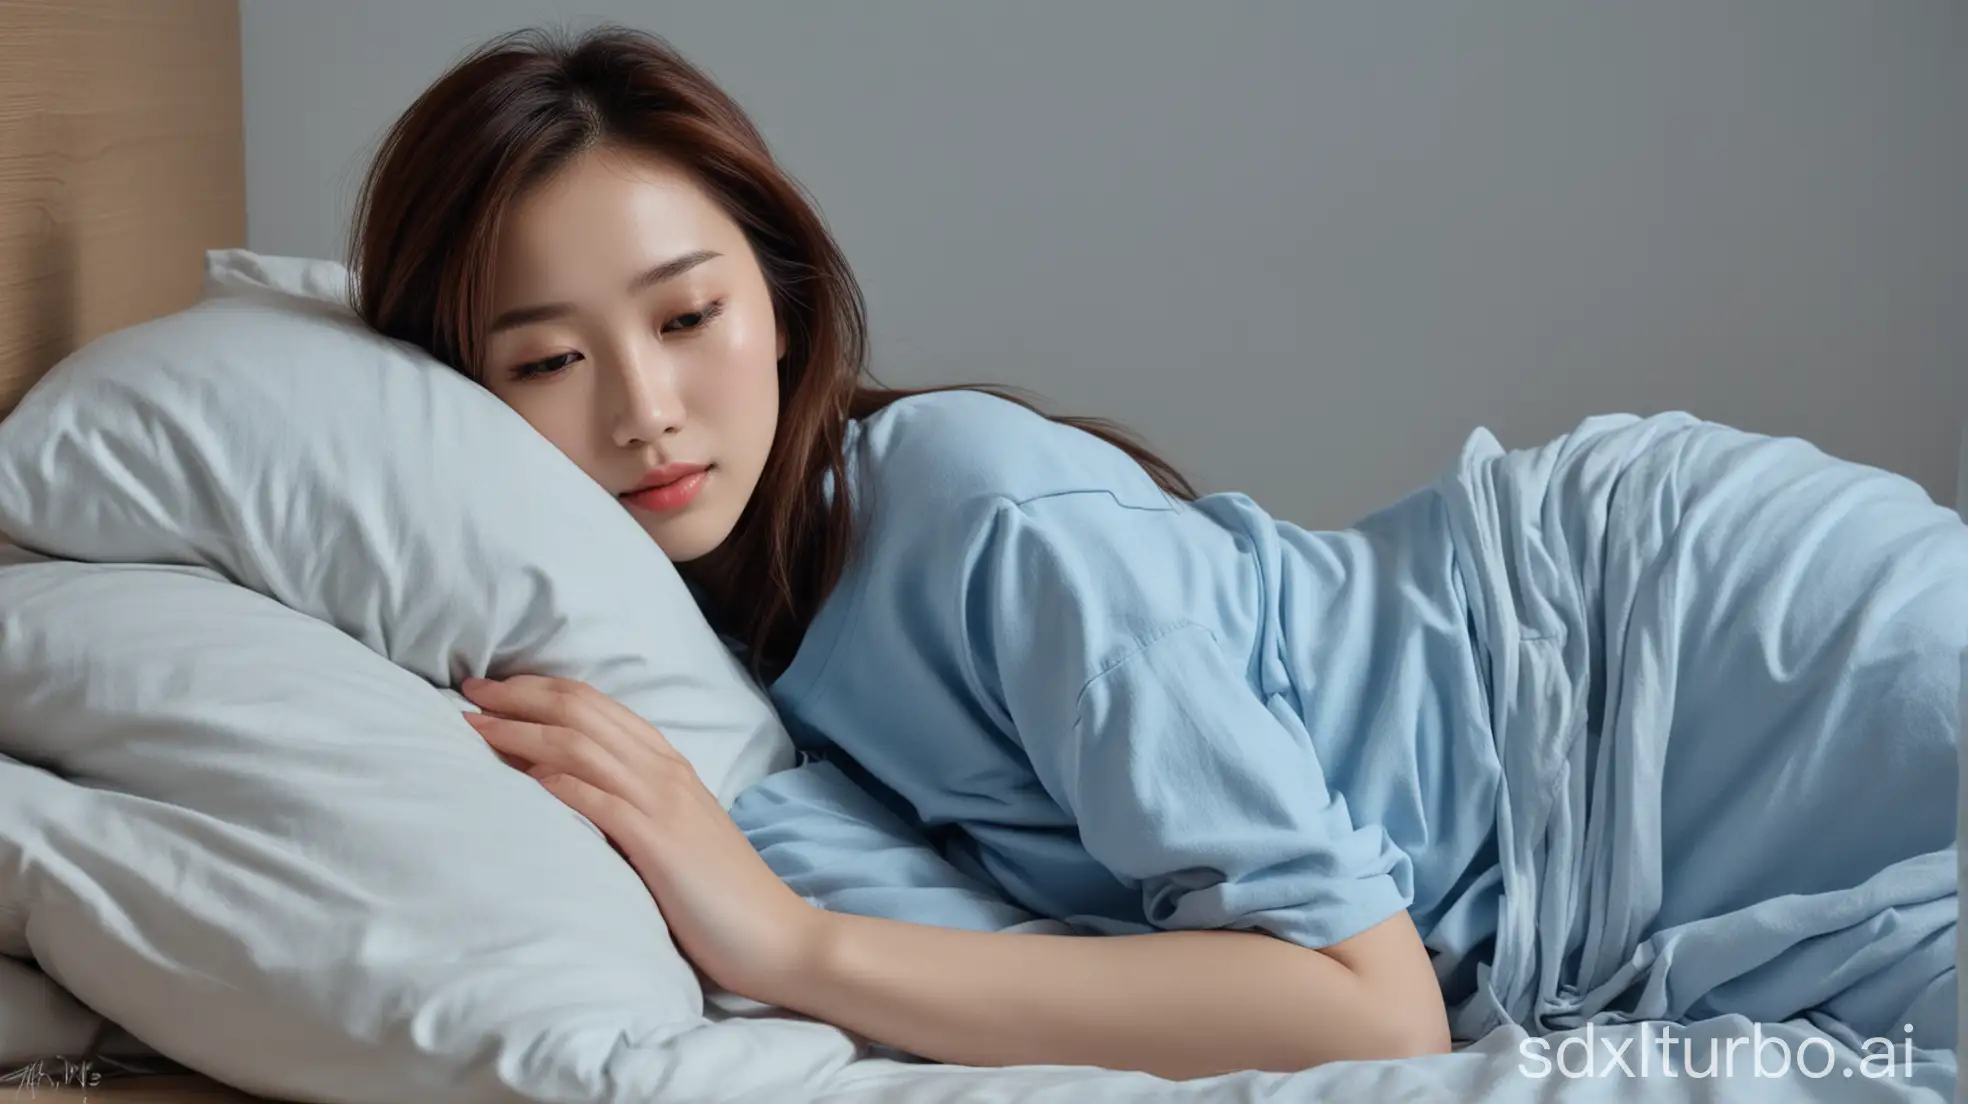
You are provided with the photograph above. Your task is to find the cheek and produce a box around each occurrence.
[688,347,780,446]
[739,359,782,453]
[738,355,782,424]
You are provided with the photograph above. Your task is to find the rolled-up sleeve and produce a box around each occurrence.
[972,494,1416,950]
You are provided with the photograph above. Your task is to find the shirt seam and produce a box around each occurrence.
[1008,487,1179,513]
[988,493,1212,719]
[1069,619,1216,719]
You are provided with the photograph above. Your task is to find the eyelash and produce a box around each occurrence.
[508,299,728,381]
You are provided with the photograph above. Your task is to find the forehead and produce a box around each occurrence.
[493,145,739,304]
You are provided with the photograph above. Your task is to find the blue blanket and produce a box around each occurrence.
[1438,413,1961,1072]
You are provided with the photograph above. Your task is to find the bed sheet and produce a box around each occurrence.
[819,1021,1952,1103]
[7,1012,1951,1102]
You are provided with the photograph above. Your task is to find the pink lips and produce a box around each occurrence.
[619,463,710,514]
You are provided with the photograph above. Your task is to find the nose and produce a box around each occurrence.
[607,340,683,448]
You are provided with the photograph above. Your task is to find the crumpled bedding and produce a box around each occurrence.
[1,1007,1953,1102]
[1434,413,1962,1079]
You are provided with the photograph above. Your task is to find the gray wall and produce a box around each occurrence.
[242,0,1967,528]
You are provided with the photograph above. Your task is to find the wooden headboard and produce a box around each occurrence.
[0,3,259,1097]
[0,0,246,418]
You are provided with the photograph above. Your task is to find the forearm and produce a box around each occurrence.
[771,912,1449,1081]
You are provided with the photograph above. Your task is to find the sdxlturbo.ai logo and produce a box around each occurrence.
[1519,1023,1922,1081]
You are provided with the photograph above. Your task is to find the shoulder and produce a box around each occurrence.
[847,389,1175,515]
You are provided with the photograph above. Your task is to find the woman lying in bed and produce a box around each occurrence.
[349,25,1966,1082]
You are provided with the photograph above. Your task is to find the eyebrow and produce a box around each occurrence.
[488,249,723,334]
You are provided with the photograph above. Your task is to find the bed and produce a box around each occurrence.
[0,3,1957,1102]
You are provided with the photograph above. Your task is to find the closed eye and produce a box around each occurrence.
[511,351,580,381]
[662,299,726,334]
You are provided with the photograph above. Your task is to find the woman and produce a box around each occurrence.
[353,26,1965,1080]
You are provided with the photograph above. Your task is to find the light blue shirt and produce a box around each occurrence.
[729,390,1504,967]
[736,397,1968,1070]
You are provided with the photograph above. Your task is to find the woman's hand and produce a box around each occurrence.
[460,674,825,1006]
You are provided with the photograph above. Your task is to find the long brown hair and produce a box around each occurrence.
[352,25,1195,681]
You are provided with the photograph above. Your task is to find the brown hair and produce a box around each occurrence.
[352,24,1195,680]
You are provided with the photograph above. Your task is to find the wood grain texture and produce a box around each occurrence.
[0,0,246,417]
[0,7,259,1097]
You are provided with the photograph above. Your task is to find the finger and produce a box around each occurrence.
[541,678,688,761]
[469,714,636,797]
[467,675,685,766]
[461,712,532,771]
[462,676,635,756]
[463,677,658,778]
[502,675,683,762]
[509,677,677,779]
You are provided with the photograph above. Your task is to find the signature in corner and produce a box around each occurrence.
[2,1057,105,1099]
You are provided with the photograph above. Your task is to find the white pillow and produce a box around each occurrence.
[0,546,721,1100]
[0,249,792,808]
[0,249,808,1097]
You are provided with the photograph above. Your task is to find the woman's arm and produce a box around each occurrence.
[772,906,1450,1081]
[893,494,1461,1075]
[734,751,1449,1076]
[465,672,1452,1079]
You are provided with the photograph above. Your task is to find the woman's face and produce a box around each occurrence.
[481,145,783,563]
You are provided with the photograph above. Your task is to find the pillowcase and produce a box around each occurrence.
[0,248,792,808]
[0,249,818,1097]
[0,545,851,1101]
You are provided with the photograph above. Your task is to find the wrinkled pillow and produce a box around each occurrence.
[0,249,809,1099]
[0,249,792,807]
[0,547,734,1100]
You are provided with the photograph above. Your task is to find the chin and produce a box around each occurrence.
[646,520,729,564]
